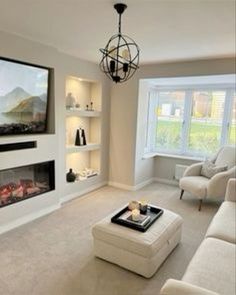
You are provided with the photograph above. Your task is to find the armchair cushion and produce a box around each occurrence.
[200,160,227,179]
[179,176,209,199]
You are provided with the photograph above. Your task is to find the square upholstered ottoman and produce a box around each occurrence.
[92,207,183,278]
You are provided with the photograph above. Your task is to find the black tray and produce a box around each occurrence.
[111,204,164,232]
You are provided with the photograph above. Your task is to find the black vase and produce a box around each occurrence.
[75,129,82,146]
[66,168,76,182]
[75,128,87,146]
[81,129,87,145]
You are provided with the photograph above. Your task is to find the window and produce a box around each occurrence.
[188,91,226,155]
[145,76,236,158]
[228,93,236,145]
[156,91,185,152]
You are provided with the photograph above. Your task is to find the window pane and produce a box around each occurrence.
[156,91,185,151]
[188,91,226,155]
[229,93,236,145]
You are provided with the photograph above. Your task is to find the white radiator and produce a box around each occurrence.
[175,164,188,180]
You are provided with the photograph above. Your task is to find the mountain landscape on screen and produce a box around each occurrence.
[0,87,47,135]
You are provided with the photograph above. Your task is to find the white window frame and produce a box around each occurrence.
[146,84,235,158]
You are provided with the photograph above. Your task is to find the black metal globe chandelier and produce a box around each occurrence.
[99,3,140,83]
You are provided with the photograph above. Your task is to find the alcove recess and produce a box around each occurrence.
[65,76,102,182]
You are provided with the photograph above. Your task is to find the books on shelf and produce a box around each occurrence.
[118,211,151,226]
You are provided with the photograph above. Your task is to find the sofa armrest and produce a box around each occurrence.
[183,162,203,177]
[160,279,219,295]
[225,178,236,202]
[207,166,236,199]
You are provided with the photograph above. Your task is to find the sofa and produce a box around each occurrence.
[160,178,236,295]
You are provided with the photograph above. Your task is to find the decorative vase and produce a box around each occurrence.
[75,129,82,146]
[75,128,87,146]
[66,92,76,109]
[66,168,76,182]
[81,129,87,145]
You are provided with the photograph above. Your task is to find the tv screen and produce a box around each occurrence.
[0,57,50,136]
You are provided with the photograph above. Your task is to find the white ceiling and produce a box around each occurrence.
[0,0,235,64]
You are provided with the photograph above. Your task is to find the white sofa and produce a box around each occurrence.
[160,178,236,295]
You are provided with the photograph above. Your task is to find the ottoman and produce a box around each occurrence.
[92,207,183,278]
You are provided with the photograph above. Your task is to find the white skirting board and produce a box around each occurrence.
[61,181,108,204]
[0,182,107,235]
[108,178,154,191]
[0,179,177,235]
[154,177,179,186]
[109,177,179,191]
[0,203,60,235]
[108,181,136,191]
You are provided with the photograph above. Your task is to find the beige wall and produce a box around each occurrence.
[109,79,138,186]
[110,57,235,187]
[154,157,198,182]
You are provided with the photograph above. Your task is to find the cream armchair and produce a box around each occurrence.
[179,146,236,210]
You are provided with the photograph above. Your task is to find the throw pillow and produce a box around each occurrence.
[201,160,228,179]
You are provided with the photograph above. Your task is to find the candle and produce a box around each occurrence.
[128,200,139,211]
[139,200,148,213]
[132,209,140,221]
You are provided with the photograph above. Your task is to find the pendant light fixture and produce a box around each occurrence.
[99,3,140,83]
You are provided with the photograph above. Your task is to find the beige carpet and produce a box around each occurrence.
[0,183,220,295]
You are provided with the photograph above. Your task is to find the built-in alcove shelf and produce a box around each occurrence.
[66,174,99,185]
[66,110,101,117]
[65,75,102,187]
[66,143,100,153]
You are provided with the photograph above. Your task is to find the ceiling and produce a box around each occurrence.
[0,0,235,64]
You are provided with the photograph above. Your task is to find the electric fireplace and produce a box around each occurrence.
[0,161,55,208]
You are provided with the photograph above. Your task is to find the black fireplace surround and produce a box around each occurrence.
[0,161,55,208]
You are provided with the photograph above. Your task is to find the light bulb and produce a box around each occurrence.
[122,49,130,60]
[109,46,117,58]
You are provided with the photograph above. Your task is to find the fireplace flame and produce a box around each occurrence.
[0,180,49,206]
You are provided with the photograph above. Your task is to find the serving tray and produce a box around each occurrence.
[111,204,164,232]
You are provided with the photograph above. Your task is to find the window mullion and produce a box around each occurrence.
[221,88,234,146]
[147,90,157,152]
[181,90,192,155]
[153,91,159,152]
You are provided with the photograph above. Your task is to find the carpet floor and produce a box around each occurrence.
[0,183,220,295]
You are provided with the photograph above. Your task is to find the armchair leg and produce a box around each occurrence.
[180,189,184,200]
[198,199,203,211]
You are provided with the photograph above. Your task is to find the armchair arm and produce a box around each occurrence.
[225,178,236,202]
[183,162,203,177]
[160,279,219,295]
[207,166,236,199]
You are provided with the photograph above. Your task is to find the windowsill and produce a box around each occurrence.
[143,152,204,161]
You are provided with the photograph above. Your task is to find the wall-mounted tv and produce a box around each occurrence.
[0,57,50,136]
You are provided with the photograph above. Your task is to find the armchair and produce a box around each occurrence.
[179,146,236,210]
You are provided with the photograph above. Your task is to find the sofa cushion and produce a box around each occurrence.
[183,237,236,295]
[160,279,220,295]
[205,201,236,244]
[179,176,209,199]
